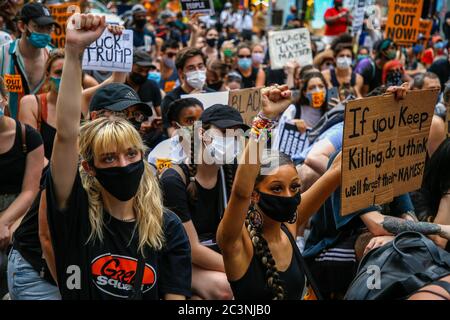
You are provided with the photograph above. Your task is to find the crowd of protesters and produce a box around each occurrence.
[0,0,449,301]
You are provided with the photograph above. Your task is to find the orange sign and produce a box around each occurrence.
[4,74,23,93]
[48,2,80,48]
[385,0,424,46]
[418,19,432,43]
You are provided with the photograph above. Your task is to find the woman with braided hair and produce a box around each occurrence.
[217,84,342,299]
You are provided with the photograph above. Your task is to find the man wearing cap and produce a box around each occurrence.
[129,4,156,56]
[0,2,56,119]
[159,103,248,300]
[89,83,164,149]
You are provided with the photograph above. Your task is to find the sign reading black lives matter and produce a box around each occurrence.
[341,89,439,216]
[180,0,215,15]
[82,29,133,72]
[268,28,313,70]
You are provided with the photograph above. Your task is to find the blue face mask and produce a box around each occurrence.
[357,54,368,62]
[238,58,252,70]
[28,32,52,48]
[50,76,60,92]
[0,106,4,118]
[148,71,161,84]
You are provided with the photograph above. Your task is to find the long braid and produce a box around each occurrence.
[245,207,287,300]
[186,126,198,203]
[223,164,237,197]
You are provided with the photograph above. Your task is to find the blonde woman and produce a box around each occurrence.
[46,13,191,299]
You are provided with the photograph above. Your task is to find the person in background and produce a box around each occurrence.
[202,28,220,62]
[285,5,298,26]
[422,35,447,69]
[313,49,335,72]
[235,44,265,88]
[323,0,351,46]
[234,6,253,42]
[129,4,156,56]
[206,60,230,92]
[381,60,407,87]
[224,71,243,91]
[220,2,235,29]
[443,10,450,40]
[159,39,180,94]
[0,2,56,119]
[0,77,45,299]
[405,42,426,76]
[356,46,370,64]
[428,41,450,89]
[251,44,266,70]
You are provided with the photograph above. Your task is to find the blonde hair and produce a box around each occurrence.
[78,117,165,254]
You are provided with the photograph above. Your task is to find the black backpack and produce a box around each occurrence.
[345,231,450,300]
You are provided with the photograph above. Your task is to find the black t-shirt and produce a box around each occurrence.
[126,79,162,109]
[356,58,383,92]
[45,170,191,300]
[265,67,286,86]
[161,86,214,128]
[428,57,450,89]
[237,67,259,89]
[0,120,42,194]
[160,168,222,244]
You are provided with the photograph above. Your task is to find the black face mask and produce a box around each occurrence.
[94,161,144,201]
[130,72,147,85]
[257,191,301,223]
[135,19,146,28]
[208,80,223,91]
[206,38,218,48]
[129,118,142,131]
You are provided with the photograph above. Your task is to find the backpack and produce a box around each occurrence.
[345,231,450,300]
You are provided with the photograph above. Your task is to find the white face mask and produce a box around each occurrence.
[186,70,207,90]
[336,57,352,70]
[205,133,240,165]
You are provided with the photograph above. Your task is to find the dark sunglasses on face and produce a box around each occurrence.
[238,55,251,59]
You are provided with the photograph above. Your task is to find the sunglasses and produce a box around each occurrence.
[238,55,251,59]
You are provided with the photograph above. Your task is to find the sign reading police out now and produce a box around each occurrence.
[385,0,424,46]
[82,29,133,72]
[268,28,313,70]
[49,1,80,48]
[341,89,439,216]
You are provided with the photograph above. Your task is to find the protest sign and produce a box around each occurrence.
[181,91,229,109]
[228,88,262,126]
[385,0,424,46]
[418,18,432,42]
[4,74,23,93]
[341,89,439,216]
[82,29,133,72]
[278,123,310,159]
[352,0,367,36]
[268,28,313,70]
[49,2,80,48]
[180,0,214,15]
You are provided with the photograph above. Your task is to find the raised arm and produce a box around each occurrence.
[51,14,107,209]
[217,85,292,253]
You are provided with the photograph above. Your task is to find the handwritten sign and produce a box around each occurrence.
[418,18,432,43]
[180,0,214,15]
[385,0,424,46]
[278,123,310,159]
[341,89,439,215]
[268,28,313,70]
[49,2,80,48]
[352,0,367,36]
[228,88,262,126]
[4,74,23,93]
[82,29,133,72]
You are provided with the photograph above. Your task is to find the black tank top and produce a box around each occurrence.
[229,224,306,300]
[238,67,259,89]
[330,68,356,88]
[40,120,56,160]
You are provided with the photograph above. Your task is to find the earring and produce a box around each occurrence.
[249,204,264,230]
[288,210,298,224]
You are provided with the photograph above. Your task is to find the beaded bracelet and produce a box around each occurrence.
[249,112,278,141]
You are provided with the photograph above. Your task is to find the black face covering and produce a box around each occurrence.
[135,19,146,28]
[208,81,223,91]
[257,191,301,223]
[129,118,142,131]
[94,161,145,201]
[130,72,147,85]
[206,38,218,48]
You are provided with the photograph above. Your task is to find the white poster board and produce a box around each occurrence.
[268,28,313,70]
[181,91,229,109]
[82,29,133,72]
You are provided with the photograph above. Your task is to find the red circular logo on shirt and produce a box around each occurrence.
[91,254,156,298]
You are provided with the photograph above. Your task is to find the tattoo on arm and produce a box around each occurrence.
[381,216,442,236]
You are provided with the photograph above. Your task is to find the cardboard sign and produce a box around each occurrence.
[180,0,215,15]
[268,28,313,70]
[278,123,310,159]
[4,74,23,93]
[418,19,432,42]
[181,91,229,109]
[352,0,367,36]
[82,29,133,72]
[341,89,439,216]
[228,88,262,126]
[385,0,424,46]
[49,2,80,48]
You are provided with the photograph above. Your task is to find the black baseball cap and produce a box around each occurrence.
[20,2,56,26]
[200,104,249,131]
[133,49,153,67]
[89,83,152,116]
